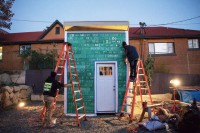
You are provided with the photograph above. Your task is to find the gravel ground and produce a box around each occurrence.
[0,101,176,133]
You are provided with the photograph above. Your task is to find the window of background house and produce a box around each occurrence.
[0,46,2,60]
[55,27,60,34]
[19,45,31,55]
[188,39,199,49]
[148,42,174,55]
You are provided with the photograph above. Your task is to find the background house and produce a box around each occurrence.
[0,20,64,71]
[129,27,200,93]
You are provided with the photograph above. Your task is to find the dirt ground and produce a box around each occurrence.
[0,101,176,133]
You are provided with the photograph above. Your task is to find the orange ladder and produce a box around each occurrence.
[120,60,153,123]
[40,42,87,126]
[66,43,87,126]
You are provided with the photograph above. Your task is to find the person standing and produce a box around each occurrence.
[42,71,63,128]
[122,41,139,82]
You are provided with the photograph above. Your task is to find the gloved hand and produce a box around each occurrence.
[124,58,128,64]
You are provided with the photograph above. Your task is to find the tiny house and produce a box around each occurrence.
[63,21,129,115]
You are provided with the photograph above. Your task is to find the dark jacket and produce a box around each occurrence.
[125,45,139,62]
[43,77,63,97]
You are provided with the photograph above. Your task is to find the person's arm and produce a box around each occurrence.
[64,84,71,87]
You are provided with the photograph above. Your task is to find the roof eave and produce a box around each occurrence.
[129,34,200,39]
[0,39,64,45]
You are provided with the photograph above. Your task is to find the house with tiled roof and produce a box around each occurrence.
[129,27,200,74]
[0,20,64,70]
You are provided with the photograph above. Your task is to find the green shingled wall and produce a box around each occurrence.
[66,32,126,113]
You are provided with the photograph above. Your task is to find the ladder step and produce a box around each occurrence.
[121,111,130,115]
[140,81,146,83]
[78,114,86,120]
[77,106,84,110]
[76,98,82,102]
[72,82,79,84]
[69,58,74,60]
[72,74,77,76]
[74,90,80,93]
[68,51,73,54]
[126,96,133,98]
[70,66,75,68]
[57,73,62,76]
[141,88,148,90]
[138,74,144,76]
[124,104,132,106]
[58,66,64,68]
[61,58,66,61]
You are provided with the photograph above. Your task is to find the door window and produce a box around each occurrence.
[99,66,112,76]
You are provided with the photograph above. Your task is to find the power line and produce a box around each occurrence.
[130,23,200,26]
[11,15,200,27]
[11,18,52,23]
[148,15,200,27]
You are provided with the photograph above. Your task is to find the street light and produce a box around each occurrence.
[170,79,181,112]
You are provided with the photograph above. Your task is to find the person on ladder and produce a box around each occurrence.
[122,41,139,82]
[42,71,64,128]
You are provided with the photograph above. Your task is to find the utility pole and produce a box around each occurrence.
[139,22,146,62]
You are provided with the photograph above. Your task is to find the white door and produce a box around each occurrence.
[96,63,116,113]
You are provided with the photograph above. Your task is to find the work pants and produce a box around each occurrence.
[130,59,138,80]
[43,95,54,126]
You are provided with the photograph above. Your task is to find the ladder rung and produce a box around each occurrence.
[68,51,73,54]
[70,66,75,68]
[61,58,66,61]
[72,74,77,76]
[78,114,86,120]
[77,106,84,110]
[126,96,133,98]
[72,82,79,84]
[121,111,130,115]
[141,88,148,90]
[140,81,146,83]
[138,68,142,69]
[76,98,82,102]
[58,66,64,68]
[74,90,80,93]
[57,73,62,76]
[69,58,74,60]
[124,104,132,106]
[138,74,144,76]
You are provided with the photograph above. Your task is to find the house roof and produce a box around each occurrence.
[2,31,43,43]
[0,20,64,44]
[129,27,200,39]
[39,20,63,39]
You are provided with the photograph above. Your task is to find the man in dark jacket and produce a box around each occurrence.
[43,71,63,127]
[122,41,139,82]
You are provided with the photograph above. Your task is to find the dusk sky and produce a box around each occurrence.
[6,0,200,33]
